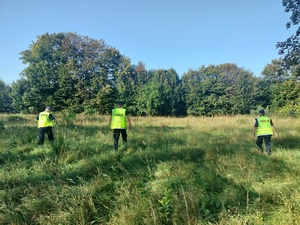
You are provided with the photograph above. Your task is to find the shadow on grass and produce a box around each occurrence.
[274,135,300,150]
[117,145,262,222]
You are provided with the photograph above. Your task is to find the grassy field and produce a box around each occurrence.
[0,113,300,225]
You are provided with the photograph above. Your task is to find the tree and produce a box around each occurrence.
[0,80,13,113]
[182,64,259,116]
[125,61,151,115]
[271,79,300,114]
[11,79,28,113]
[261,59,289,83]
[136,68,182,116]
[276,0,300,77]
[252,78,271,110]
[137,79,165,116]
[261,59,299,113]
[19,32,126,113]
[114,57,138,114]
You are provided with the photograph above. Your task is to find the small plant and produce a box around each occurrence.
[58,110,76,127]
[199,193,222,221]
[158,188,173,223]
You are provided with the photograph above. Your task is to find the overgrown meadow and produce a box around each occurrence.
[0,113,300,225]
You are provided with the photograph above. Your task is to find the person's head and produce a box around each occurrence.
[116,101,124,108]
[258,109,265,116]
[45,106,52,112]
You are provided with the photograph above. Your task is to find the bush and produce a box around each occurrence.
[278,104,299,118]
[84,106,98,115]
[58,110,77,127]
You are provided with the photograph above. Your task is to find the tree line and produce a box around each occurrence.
[1,1,299,116]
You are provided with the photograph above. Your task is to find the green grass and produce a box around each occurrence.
[0,114,300,224]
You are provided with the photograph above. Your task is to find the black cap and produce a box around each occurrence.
[117,101,123,105]
[258,109,265,114]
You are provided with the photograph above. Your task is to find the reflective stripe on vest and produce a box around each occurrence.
[257,116,273,136]
[38,111,54,127]
[110,108,127,129]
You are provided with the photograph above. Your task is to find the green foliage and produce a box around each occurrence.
[137,79,165,116]
[158,189,174,223]
[136,69,182,116]
[0,79,13,113]
[199,193,222,221]
[277,101,300,117]
[1,30,296,116]
[276,0,300,77]
[260,58,300,114]
[94,86,116,114]
[19,32,125,113]
[58,110,76,127]
[83,106,98,115]
[261,59,289,83]
[182,63,259,116]
[124,62,151,115]
[11,79,29,113]
[270,79,300,112]
[2,29,299,116]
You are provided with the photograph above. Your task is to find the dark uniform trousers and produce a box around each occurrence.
[113,129,127,150]
[39,126,54,145]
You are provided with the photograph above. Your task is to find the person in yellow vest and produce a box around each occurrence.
[35,106,56,145]
[253,109,278,155]
[108,101,131,150]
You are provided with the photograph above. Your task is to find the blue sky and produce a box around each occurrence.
[0,0,297,84]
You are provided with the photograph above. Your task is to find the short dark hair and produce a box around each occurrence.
[117,101,124,105]
[258,109,265,114]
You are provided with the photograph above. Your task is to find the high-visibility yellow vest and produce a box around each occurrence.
[110,108,127,129]
[257,116,273,136]
[38,111,54,128]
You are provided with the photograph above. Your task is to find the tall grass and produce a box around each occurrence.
[0,114,299,224]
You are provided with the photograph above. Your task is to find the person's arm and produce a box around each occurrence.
[270,119,278,137]
[35,115,39,121]
[272,125,278,137]
[253,119,258,137]
[253,127,257,137]
[49,114,55,121]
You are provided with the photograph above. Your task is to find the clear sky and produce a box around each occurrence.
[0,0,297,84]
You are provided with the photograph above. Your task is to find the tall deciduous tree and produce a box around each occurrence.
[276,0,300,77]
[20,32,125,113]
[261,59,289,83]
[182,64,260,116]
[136,68,182,116]
[261,59,300,114]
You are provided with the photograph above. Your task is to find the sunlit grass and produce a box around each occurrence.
[0,114,300,224]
